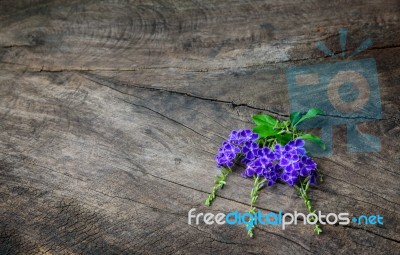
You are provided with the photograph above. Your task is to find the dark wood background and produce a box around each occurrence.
[0,0,399,254]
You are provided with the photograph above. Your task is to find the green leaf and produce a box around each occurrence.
[294,108,324,127]
[253,125,278,138]
[275,133,292,145]
[252,114,278,127]
[298,133,326,150]
[290,112,302,126]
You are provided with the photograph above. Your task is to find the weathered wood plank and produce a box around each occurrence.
[0,0,399,71]
[0,0,399,254]
[0,69,399,254]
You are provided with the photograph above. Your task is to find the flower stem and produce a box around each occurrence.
[295,179,322,235]
[204,167,231,206]
[247,176,265,237]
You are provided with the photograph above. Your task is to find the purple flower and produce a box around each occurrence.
[242,157,271,177]
[216,131,319,187]
[279,139,306,156]
[228,130,240,144]
[221,141,241,155]
[298,156,317,177]
[241,156,281,186]
[238,129,258,144]
[214,129,259,168]
[215,141,240,168]
[280,152,300,171]
[242,158,263,177]
[273,144,285,160]
[263,164,281,186]
[215,152,235,167]
[275,139,318,186]
[291,139,306,155]
[241,141,259,163]
[258,147,276,160]
[281,169,299,186]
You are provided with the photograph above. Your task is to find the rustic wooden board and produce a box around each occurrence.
[0,0,399,254]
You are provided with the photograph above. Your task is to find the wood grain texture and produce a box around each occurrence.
[0,0,399,254]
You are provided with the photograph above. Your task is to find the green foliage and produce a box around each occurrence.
[276,133,292,145]
[205,167,231,206]
[289,112,302,126]
[252,114,278,127]
[298,133,326,150]
[252,108,325,149]
[253,125,278,138]
[292,107,324,127]
[295,178,323,235]
[247,176,265,238]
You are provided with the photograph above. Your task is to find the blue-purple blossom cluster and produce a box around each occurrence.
[273,139,318,186]
[215,130,318,187]
[215,129,258,167]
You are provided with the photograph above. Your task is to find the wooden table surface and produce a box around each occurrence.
[0,1,399,254]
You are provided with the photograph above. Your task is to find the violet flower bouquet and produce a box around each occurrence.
[205,108,325,237]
